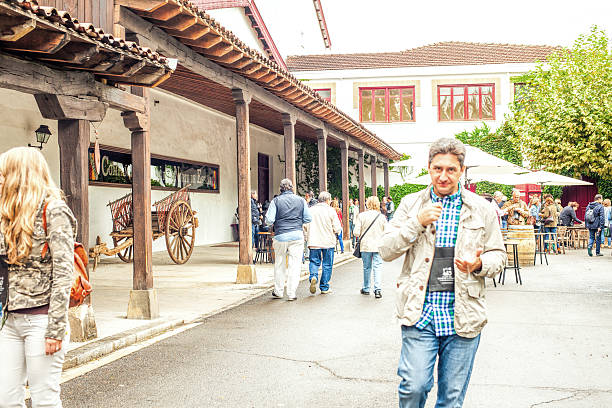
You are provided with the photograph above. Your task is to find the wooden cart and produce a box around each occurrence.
[90,186,198,269]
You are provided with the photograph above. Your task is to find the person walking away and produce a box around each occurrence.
[386,196,395,221]
[585,194,605,256]
[502,189,529,225]
[304,190,318,208]
[330,199,344,254]
[380,196,388,219]
[528,195,542,233]
[379,138,506,408]
[250,191,261,249]
[0,147,77,408]
[354,196,386,298]
[265,179,312,301]
[539,195,558,253]
[305,192,341,295]
[559,202,582,226]
[601,199,611,248]
[349,199,359,247]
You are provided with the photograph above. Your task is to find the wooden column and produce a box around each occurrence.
[57,120,90,254]
[340,141,350,239]
[384,161,390,197]
[282,113,296,188]
[316,128,327,192]
[122,87,158,319]
[370,154,378,197]
[36,94,105,341]
[358,150,365,212]
[232,88,257,284]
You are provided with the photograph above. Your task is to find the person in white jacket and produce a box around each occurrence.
[353,196,387,298]
[304,191,342,295]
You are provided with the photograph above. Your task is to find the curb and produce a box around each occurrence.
[64,254,357,370]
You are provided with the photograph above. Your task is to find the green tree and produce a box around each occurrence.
[508,26,612,179]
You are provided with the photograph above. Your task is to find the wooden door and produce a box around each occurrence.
[257,153,269,203]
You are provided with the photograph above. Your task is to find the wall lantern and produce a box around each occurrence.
[29,125,52,150]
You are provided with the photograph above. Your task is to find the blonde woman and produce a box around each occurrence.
[0,147,76,408]
[330,199,344,254]
[353,196,386,298]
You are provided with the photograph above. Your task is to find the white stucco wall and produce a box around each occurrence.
[206,8,266,55]
[296,62,538,156]
[0,87,284,253]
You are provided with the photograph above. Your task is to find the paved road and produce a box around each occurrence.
[61,252,612,407]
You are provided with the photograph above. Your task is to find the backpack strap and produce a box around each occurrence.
[41,201,50,258]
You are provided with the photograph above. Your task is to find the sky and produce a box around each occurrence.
[257,0,612,57]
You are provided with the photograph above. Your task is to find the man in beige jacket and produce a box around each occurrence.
[379,138,506,408]
[305,191,342,295]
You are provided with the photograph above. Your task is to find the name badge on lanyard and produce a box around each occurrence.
[428,246,455,292]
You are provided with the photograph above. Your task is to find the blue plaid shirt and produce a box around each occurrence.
[415,185,462,337]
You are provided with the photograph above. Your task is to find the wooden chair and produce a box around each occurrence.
[577,229,589,249]
[556,226,569,254]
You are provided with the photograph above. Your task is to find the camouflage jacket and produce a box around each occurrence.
[0,199,76,339]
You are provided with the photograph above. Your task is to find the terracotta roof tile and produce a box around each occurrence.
[287,42,564,71]
[1,0,173,86]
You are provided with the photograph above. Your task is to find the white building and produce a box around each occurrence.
[287,42,560,156]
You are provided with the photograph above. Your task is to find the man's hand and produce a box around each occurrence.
[45,338,62,355]
[417,202,442,227]
[455,249,483,274]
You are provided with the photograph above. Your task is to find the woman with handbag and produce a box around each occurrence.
[528,195,541,233]
[353,196,387,299]
[539,195,559,254]
[0,147,76,408]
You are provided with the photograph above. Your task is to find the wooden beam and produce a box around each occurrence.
[0,18,36,41]
[166,25,210,40]
[230,58,253,70]
[358,150,365,212]
[155,14,198,31]
[317,128,327,192]
[0,52,145,112]
[115,0,167,12]
[282,112,296,188]
[185,34,223,49]
[211,51,243,65]
[35,94,107,122]
[147,3,182,21]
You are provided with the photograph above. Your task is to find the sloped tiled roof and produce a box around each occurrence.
[0,0,173,86]
[119,0,401,159]
[287,42,564,71]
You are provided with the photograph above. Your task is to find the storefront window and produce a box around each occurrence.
[88,145,220,193]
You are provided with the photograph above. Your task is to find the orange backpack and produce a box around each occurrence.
[42,202,92,308]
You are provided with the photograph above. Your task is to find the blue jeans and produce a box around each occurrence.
[337,231,344,252]
[308,248,334,291]
[501,219,508,229]
[252,223,259,248]
[588,229,602,254]
[362,252,382,292]
[600,228,611,246]
[349,220,355,246]
[398,324,480,408]
[542,226,557,251]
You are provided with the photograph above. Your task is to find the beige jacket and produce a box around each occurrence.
[379,186,507,338]
[353,210,386,253]
[304,202,342,248]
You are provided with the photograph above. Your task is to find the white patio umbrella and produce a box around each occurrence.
[478,170,593,186]
[391,144,528,184]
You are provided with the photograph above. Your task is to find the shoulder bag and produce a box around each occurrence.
[353,213,381,258]
[0,259,8,329]
[42,202,92,308]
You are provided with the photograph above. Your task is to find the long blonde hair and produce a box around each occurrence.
[0,147,62,265]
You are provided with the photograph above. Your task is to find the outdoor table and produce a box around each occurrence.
[501,240,522,285]
[567,226,587,249]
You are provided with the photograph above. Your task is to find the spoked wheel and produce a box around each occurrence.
[113,235,133,263]
[165,200,196,264]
